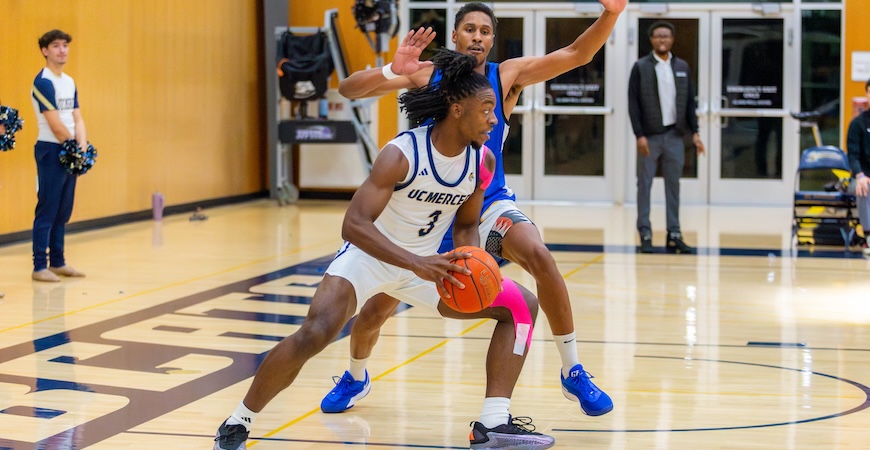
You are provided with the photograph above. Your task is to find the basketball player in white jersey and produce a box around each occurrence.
[215,50,555,450]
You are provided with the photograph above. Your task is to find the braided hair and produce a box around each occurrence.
[398,48,491,127]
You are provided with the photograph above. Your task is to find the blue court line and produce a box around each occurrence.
[545,243,864,259]
[553,355,870,433]
[747,341,807,347]
[123,430,468,449]
[375,335,870,353]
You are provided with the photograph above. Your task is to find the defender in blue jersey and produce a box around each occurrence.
[30,30,88,283]
[328,0,626,418]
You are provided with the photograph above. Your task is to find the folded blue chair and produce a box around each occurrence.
[792,145,858,250]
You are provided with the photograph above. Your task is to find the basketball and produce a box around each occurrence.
[437,246,502,313]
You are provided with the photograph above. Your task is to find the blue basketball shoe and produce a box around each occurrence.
[321,370,371,413]
[560,364,613,416]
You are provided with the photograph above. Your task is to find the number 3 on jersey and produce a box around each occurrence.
[419,210,442,237]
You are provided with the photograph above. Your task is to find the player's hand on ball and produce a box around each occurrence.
[412,252,472,297]
[438,246,502,313]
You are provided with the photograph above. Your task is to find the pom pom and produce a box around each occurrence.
[0,105,24,152]
[58,139,98,175]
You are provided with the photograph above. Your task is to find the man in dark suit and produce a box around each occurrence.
[629,21,705,254]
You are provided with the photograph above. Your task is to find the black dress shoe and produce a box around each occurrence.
[639,235,653,253]
[666,232,694,254]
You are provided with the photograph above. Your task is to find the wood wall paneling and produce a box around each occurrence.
[0,0,265,236]
[842,0,870,147]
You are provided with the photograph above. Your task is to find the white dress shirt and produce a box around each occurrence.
[653,52,677,127]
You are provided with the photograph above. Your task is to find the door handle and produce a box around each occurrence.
[697,98,709,117]
[544,94,554,127]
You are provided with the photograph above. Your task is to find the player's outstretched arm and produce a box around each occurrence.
[338,27,437,99]
[502,0,626,93]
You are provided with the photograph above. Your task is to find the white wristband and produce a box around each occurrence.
[381,63,400,80]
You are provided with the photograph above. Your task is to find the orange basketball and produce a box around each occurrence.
[437,246,502,313]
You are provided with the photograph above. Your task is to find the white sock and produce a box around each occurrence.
[479,397,511,429]
[349,356,368,381]
[553,332,580,378]
[226,401,257,431]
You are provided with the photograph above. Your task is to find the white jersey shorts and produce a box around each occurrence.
[325,242,441,314]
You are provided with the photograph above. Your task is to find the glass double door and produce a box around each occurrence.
[493,8,619,202]
[492,6,795,204]
[626,9,797,205]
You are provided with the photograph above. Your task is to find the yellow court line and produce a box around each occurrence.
[558,253,696,300]
[560,253,604,279]
[253,318,490,445]
[0,240,339,335]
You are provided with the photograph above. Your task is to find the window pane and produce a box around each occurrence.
[545,18,603,106]
[544,115,604,176]
[800,10,841,150]
[720,117,783,179]
[722,19,784,109]
[503,115,523,175]
[491,17,523,61]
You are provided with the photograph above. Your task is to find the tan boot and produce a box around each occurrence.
[32,269,61,282]
[49,265,86,277]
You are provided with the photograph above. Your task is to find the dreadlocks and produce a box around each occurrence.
[398,48,491,126]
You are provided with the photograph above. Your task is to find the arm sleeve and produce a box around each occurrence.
[32,78,57,112]
[74,88,79,108]
[479,145,494,190]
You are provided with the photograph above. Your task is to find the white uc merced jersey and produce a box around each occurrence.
[31,67,78,143]
[374,125,484,257]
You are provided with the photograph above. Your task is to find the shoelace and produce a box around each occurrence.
[569,369,595,381]
[214,424,247,444]
[568,370,597,395]
[508,416,537,432]
[329,374,354,395]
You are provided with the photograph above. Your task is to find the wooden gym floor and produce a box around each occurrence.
[0,199,868,449]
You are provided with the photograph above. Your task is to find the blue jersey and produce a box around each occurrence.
[430,62,515,253]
